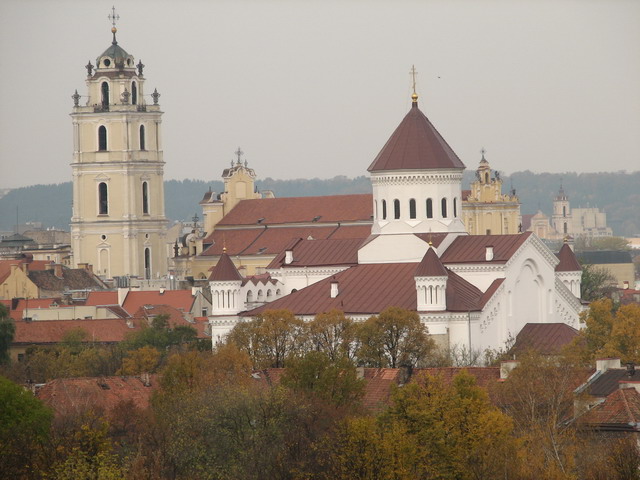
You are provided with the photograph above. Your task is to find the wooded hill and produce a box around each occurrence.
[1,171,638,237]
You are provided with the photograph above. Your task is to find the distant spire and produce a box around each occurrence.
[480,147,487,161]
[108,6,120,44]
[410,65,419,105]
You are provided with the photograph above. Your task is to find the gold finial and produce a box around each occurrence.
[108,6,120,44]
[410,65,418,103]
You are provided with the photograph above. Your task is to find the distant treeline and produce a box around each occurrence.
[1,171,638,236]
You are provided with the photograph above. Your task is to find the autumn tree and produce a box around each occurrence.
[118,345,162,375]
[227,309,306,368]
[307,309,358,361]
[581,263,616,301]
[356,307,435,368]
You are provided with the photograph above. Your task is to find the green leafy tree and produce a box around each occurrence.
[0,303,16,365]
[356,307,435,367]
[0,375,53,478]
[281,351,364,407]
[308,309,358,361]
[580,263,616,301]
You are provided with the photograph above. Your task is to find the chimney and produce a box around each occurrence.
[53,264,63,278]
[624,281,630,290]
[21,262,29,273]
[485,246,494,261]
[117,287,129,306]
[596,358,621,372]
[330,278,339,298]
[285,249,293,265]
[500,360,519,379]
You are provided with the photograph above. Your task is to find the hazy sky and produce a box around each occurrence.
[1,0,638,189]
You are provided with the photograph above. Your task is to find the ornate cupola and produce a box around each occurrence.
[70,8,167,280]
[415,245,448,311]
[209,250,244,315]
[368,66,466,236]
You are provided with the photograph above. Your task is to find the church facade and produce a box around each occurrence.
[207,92,583,354]
[70,22,168,280]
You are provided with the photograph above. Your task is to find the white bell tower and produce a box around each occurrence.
[70,9,168,280]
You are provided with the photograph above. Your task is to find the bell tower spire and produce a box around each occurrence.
[70,11,168,280]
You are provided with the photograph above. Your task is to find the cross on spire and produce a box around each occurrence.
[410,65,419,103]
[480,147,487,160]
[235,147,244,164]
[108,6,120,29]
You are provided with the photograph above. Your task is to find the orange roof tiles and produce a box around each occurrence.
[13,318,140,345]
[84,291,118,306]
[0,258,51,283]
[122,290,195,315]
[216,194,373,227]
[580,388,640,429]
[440,233,531,264]
[37,375,158,418]
[368,103,465,172]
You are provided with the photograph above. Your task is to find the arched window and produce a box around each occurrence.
[139,125,146,150]
[101,82,109,107]
[426,198,433,218]
[246,291,254,303]
[562,206,566,217]
[563,222,567,234]
[142,181,149,214]
[382,200,387,220]
[98,182,108,215]
[441,198,448,218]
[131,81,138,105]
[453,197,458,218]
[409,199,416,219]
[394,199,400,219]
[144,248,151,279]
[485,172,489,183]
[98,126,107,151]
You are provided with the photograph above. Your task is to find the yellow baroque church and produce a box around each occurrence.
[70,22,168,280]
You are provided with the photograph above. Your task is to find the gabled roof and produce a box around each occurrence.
[267,237,364,269]
[510,323,579,357]
[555,243,581,272]
[588,369,638,398]
[121,290,196,316]
[245,262,486,317]
[415,247,447,277]
[580,388,640,429]
[440,233,531,264]
[367,103,465,172]
[13,318,140,345]
[37,375,157,419]
[209,252,243,281]
[28,267,105,292]
[0,258,51,284]
[216,194,373,227]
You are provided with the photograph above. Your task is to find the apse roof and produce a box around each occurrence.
[368,102,465,172]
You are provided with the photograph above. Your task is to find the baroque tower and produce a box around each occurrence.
[70,12,168,280]
[552,184,572,237]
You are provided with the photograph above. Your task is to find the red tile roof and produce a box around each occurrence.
[84,291,118,306]
[245,262,486,317]
[367,103,465,172]
[8,298,62,320]
[216,194,373,227]
[580,388,640,429]
[13,318,140,345]
[202,226,346,256]
[0,258,52,284]
[510,323,579,357]
[555,243,581,272]
[132,305,209,339]
[440,233,531,264]
[267,237,364,269]
[415,247,447,277]
[209,252,243,281]
[37,375,158,418]
[122,290,195,316]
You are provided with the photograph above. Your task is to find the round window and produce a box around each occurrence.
[145,234,149,239]
[101,234,107,240]
[103,58,111,67]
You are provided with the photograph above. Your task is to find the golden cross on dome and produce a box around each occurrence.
[235,147,244,164]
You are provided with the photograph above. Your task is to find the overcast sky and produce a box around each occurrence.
[0,0,638,189]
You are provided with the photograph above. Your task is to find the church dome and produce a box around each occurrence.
[96,28,135,69]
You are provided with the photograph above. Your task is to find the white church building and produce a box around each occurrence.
[207,90,583,353]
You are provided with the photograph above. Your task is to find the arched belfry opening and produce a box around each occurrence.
[131,81,137,105]
[101,82,109,108]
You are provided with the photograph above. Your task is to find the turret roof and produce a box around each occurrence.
[208,252,243,281]
[415,247,448,277]
[555,243,582,272]
[368,102,465,172]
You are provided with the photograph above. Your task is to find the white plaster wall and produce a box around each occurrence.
[358,234,430,264]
